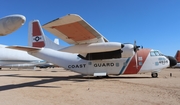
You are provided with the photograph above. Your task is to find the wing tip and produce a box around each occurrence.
[43,14,81,27]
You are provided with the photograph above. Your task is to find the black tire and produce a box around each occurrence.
[105,75,109,78]
[151,73,158,78]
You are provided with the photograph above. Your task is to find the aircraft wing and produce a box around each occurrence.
[43,14,108,45]
[7,46,41,52]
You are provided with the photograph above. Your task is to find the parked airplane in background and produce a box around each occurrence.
[0,39,59,69]
[0,14,57,69]
[174,50,180,62]
[0,14,26,36]
[172,50,180,68]
[8,14,177,77]
[0,44,46,69]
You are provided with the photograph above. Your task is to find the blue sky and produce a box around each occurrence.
[0,0,180,56]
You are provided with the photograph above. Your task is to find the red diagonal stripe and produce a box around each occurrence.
[123,49,150,74]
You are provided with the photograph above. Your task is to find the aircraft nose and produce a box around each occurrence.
[165,56,177,67]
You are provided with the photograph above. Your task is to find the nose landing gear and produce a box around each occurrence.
[151,73,158,78]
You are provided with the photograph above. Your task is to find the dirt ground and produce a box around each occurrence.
[0,68,179,105]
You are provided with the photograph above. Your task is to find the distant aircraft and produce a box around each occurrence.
[0,14,56,69]
[172,50,180,68]
[0,14,26,36]
[174,50,180,62]
[8,14,177,77]
[0,44,46,69]
[0,42,59,69]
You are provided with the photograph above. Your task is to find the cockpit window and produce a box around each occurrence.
[150,51,163,56]
[154,51,160,56]
[150,51,156,56]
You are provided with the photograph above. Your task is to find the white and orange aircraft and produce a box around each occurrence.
[8,14,177,77]
[171,50,180,68]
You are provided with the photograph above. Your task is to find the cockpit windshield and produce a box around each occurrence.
[154,51,160,56]
[150,50,163,56]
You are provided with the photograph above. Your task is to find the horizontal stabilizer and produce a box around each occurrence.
[93,72,107,76]
[7,46,41,52]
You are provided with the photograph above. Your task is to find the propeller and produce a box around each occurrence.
[133,41,140,52]
[133,41,140,69]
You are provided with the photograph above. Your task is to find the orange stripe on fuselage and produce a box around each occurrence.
[52,21,96,41]
[123,49,151,74]
[32,22,42,36]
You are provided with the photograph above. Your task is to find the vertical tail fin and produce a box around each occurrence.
[28,20,63,50]
[175,50,180,63]
[28,20,45,47]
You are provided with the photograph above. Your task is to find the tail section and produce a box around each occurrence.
[28,20,63,50]
[30,20,45,47]
[175,50,180,63]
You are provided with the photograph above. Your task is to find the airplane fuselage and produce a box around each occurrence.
[30,48,169,76]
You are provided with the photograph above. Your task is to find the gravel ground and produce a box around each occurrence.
[0,68,179,105]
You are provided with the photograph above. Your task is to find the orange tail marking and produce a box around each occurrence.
[175,50,180,62]
[32,21,45,48]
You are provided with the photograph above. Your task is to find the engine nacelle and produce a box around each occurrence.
[60,42,124,53]
[121,44,135,58]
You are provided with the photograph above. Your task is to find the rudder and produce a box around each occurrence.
[175,50,180,63]
[28,20,63,50]
[28,20,45,48]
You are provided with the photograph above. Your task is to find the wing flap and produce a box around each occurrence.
[43,14,108,44]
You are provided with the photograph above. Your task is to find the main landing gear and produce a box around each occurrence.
[151,73,158,78]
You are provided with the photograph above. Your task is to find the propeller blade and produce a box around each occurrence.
[134,40,139,69]
[135,52,138,69]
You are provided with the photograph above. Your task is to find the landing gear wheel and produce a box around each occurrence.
[105,75,109,78]
[151,73,158,78]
